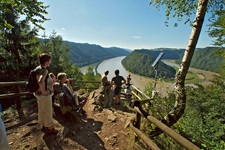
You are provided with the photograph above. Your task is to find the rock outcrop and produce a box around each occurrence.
[87,86,113,112]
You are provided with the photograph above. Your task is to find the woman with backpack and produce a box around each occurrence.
[34,53,58,134]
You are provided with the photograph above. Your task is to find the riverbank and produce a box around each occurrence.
[162,60,218,86]
[79,61,101,74]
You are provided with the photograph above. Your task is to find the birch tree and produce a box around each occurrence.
[149,0,225,137]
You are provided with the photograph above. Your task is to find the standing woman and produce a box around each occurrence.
[34,53,58,134]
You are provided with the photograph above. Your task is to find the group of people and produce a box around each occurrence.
[2,53,127,144]
[101,69,126,107]
[34,53,86,135]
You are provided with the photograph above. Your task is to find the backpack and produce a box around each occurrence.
[26,66,48,92]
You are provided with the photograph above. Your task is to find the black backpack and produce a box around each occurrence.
[26,66,48,92]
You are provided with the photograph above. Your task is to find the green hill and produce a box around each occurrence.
[175,47,224,73]
[122,50,176,78]
[63,41,130,67]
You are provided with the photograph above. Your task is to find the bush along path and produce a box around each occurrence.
[4,88,136,150]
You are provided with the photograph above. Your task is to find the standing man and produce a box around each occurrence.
[111,69,126,105]
[101,70,111,108]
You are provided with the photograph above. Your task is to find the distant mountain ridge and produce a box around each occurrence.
[63,41,131,67]
[176,47,224,73]
[134,48,185,59]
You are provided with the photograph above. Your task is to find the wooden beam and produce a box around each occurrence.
[0,92,32,99]
[134,107,200,150]
[130,122,160,150]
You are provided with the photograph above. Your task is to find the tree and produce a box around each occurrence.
[149,0,225,137]
[0,0,49,29]
[0,3,40,81]
[175,81,225,148]
[83,67,101,91]
[209,10,225,47]
[40,31,83,80]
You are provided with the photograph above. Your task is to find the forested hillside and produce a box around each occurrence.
[122,50,176,78]
[175,47,224,73]
[63,41,130,67]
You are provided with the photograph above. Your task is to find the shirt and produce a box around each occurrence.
[111,75,125,87]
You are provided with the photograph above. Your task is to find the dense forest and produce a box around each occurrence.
[176,47,225,73]
[122,50,176,78]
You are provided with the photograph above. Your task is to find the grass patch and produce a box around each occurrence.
[185,72,203,84]
[164,66,204,84]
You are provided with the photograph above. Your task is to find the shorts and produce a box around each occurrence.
[114,86,122,96]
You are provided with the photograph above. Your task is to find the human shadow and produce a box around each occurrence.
[67,118,105,150]
[53,105,105,150]
[43,133,63,150]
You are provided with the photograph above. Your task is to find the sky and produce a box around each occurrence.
[39,0,214,50]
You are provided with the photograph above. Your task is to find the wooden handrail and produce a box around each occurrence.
[131,91,142,100]
[0,80,100,88]
[0,92,32,99]
[129,121,160,150]
[132,103,200,150]
[131,85,150,99]
[0,81,26,87]
[0,79,100,100]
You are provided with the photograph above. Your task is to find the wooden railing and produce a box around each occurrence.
[0,79,101,109]
[129,86,200,150]
[131,85,150,100]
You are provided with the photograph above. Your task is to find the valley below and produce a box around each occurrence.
[81,56,218,96]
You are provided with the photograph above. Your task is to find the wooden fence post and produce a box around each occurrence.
[134,111,141,142]
[15,85,21,109]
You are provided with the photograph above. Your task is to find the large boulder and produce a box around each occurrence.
[87,86,113,112]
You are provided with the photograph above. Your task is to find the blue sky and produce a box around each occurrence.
[40,0,213,50]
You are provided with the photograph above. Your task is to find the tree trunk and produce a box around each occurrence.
[150,0,209,137]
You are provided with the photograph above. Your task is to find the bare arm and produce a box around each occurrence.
[66,79,73,92]
[38,69,49,95]
[122,78,126,85]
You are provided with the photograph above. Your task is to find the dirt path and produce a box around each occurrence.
[4,100,135,150]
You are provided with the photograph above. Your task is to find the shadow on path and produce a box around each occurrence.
[53,105,105,150]
[68,118,105,150]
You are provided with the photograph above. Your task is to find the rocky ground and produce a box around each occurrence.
[3,90,136,150]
